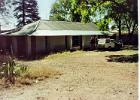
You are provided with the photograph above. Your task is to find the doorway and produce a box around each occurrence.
[72,36,82,49]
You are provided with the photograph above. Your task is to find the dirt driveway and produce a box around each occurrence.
[0,50,138,100]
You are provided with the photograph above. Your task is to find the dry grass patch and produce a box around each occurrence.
[8,49,138,86]
[47,50,137,57]
[26,66,62,79]
[16,65,62,85]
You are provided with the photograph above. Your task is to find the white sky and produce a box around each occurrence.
[37,0,56,20]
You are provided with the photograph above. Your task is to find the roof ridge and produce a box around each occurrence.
[40,20,92,24]
[32,20,40,32]
[38,20,99,27]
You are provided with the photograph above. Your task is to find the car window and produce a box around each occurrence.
[98,39,106,44]
[110,39,115,42]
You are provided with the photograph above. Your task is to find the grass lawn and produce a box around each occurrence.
[0,49,138,100]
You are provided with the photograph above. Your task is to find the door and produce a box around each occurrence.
[72,36,82,49]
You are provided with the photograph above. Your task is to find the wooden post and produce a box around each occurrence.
[65,36,68,50]
[70,36,72,49]
[82,36,85,49]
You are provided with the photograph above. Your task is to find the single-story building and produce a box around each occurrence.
[0,20,115,58]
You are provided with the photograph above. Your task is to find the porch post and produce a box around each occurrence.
[12,36,18,56]
[26,36,31,57]
[82,36,85,49]
[70,36,72,49]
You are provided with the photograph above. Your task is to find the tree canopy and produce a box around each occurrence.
[13,0,40,27]
[50,0,138,37]
[0,0,12,16]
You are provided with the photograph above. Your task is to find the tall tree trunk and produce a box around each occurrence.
[22,0,25,26]
[118,19,121,39]
[131,21,137,35]
[128,21,137,45]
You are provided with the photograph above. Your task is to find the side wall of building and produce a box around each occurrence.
[8,35,97,58]
[82,36,91,49]
[26,36,31,56]
[0,36,10,50]
[35,36,46,54]
[11,36,18,56]
[46,36,66,52]
[9,36,31,58]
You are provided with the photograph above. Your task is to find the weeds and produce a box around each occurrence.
[0,50,28,85]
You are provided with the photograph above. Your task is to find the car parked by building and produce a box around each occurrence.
[97,38,123,50]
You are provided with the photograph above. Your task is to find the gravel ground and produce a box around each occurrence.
[0,50,138,100]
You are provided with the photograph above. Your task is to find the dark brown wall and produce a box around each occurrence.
[0,36,11,50]
[16,36,27,58]
[31,36,36,56]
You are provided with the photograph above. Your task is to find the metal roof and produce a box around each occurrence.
[37,20,99,31]
[10,21,38,36]
[31,30,114,36]
[9,20,114,36]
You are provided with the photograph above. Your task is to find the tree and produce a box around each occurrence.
[49,0,71,21]
[95,0,125,38]
[0,0,8,15]
[13,0,40,27]
[0,0,13,17]
[50,0,85,22]
[50,0,111,28]
[123,0,138,34]
[99,0,138,40]
[89,1,112,31]
[0,0,14,31]
[95,17,111,31]
[108,3,124,38]
[50,0,138,38]
[0,0,5,13]
[76,0,91,22]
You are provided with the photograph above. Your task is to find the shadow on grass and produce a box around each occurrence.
[122,45,138,50]
[106,54,138,63]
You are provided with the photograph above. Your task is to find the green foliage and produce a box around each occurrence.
[100,0,137,36]
[14,64,28,77]
[50,0,71,21]
[77,1,91,23]
[50,0,83,22]
[95,18,111,31]
[50,0,137,36]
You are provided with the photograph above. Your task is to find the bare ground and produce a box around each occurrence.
[0,50,138,100]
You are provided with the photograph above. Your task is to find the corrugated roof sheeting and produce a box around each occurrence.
[10,21,38,36]
[31,30,114,36]
[37,20,99,31]
[8,20,115,36]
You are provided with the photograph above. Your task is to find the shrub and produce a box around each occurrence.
[0,50,28,85]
